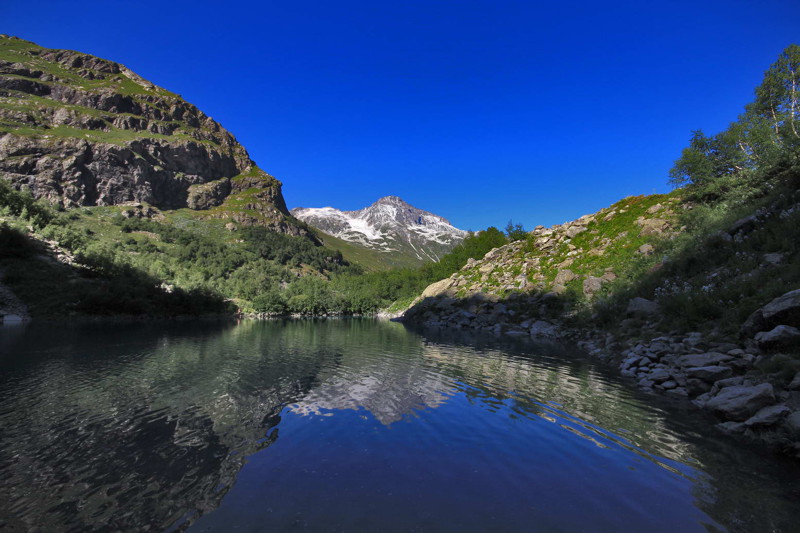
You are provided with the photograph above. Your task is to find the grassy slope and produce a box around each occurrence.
[447,191,682,300]
[311,229,425,271]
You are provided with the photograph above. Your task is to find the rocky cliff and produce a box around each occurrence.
[0,35,298,233]
[291,196,468,263]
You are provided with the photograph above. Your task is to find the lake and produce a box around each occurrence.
[1,318,798,532]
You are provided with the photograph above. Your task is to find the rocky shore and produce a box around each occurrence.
[398,189,800,456]
[399,287,800,456]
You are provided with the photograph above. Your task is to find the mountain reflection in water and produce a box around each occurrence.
[0,319,798,532]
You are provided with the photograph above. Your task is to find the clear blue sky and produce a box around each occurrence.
[3,1,799,231]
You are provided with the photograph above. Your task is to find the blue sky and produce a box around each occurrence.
[3,1,799,230]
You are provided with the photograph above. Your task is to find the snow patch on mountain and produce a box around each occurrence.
[291,196,468,262]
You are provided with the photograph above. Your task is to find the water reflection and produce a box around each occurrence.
[0,319,797,532]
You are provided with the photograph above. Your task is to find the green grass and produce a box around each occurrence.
[312,229,425,271]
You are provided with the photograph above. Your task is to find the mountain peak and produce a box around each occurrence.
[291,197,467,263]
[374,195,407,206]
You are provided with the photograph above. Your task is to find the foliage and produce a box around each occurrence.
[670,44,800,193]
[504,220,527,242]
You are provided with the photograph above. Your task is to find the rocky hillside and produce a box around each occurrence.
[401,177,800,455]
[403,192,682,313]
[291,196,468,265]
[0,35,299,233]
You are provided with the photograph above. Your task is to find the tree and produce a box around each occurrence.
[504,220,527,241]
[670,44,800,189]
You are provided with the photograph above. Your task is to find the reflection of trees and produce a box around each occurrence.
[1,319,798,533]
[0,320,337,531]
[419,340,694,465]
[408,326,800,533]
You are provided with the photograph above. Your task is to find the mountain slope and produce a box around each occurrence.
[291,196,468,266]
[0,35,300,233]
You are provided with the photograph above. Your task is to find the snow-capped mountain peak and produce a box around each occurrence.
[290,196,468,263]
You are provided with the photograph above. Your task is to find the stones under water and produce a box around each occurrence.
[0,318,798,532]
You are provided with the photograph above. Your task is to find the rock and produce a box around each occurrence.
[755,325,800,351]
[744,404,790,427]
[661,380,678,390]
[676,352,732,368]
[762,252,785,265]
[648,368,671,383]
[788,372,800,391]
[582,276,605,298]
[601,270,617,282]
[565,225,587,238]
[626,297,659,317]
[549,284,567,295]
[187,178,232,209]
[761,289,800,329]
[717,421,746,434]
[686,378,712,396]
[685,365,733,382]
[420,278,455,299]
[728,214,758,236]
[0,39,298,232]
[710,376,744,395]
[637,243,655,255]
[529,320,558,339]
[706,383,775,421]
[740,309,767,337]
[637,218,670,237]
[638,378,655,389]
[785,412,800,433]
[554,270,576,285]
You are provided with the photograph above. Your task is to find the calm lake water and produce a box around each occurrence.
[1,319,799,532]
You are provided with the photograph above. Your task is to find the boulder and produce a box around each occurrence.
[706,383,775,421]
[638,218,670,237]
[420,278,455,299]
[626,297,659,317]
[686,378,712,396]
[647,368,671,383]
[761,289,800,329]
[684,365,733,382]
[676,352,732,368]
[554,269,576,285]
[565,225,587,238]
[744,404,790,427]
[785,411,800,433]
[529,320,559,339]
[788,372,800,391]
[740,309,767,337]
[728,214,758,236]
[755,325,800,351]
[582,276,605,298]
[637,243,655,255]
[762,252,785,265]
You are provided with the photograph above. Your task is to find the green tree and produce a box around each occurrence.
[504,219,527,241]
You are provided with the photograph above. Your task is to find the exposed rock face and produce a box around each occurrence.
[0,35,296,231]
[291,196,468,262]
